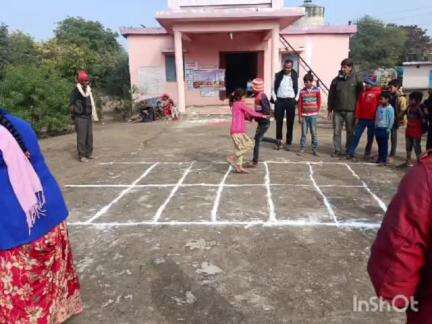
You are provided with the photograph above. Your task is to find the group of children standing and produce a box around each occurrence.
[227,73,432,173]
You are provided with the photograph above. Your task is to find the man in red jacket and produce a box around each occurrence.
[347,76,382,160]
[368,151,432,323]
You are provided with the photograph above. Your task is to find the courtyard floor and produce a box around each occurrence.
[40,116,408,323]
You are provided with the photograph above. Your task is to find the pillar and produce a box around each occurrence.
[271,26,281,79]
[264,37,272,96]
[174,30,186,113]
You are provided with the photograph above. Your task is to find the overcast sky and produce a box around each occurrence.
[1,0,431,45]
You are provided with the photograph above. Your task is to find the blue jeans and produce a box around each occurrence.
[300,116,318,151]
[347,119,375,157]
[375,127,389,163]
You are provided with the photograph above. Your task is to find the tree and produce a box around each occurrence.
[399,25,432,61]
[8,31,40,66]
[0,24,9,76]
[350,16,408,71]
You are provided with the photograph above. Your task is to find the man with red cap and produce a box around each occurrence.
[69,71,99,162]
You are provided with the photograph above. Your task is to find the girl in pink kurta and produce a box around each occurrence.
[227,89,268,173]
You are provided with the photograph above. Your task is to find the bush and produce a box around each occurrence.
[0,64,73,135]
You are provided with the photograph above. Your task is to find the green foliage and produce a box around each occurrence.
[400,25,432,61]
[0,64,72,135]
[350,16,408,71]
[8,31,40,66]
[0,24,9,75]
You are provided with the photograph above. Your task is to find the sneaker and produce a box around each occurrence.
[275,141,282,151]
[331,151,341,158]
[87,155,96,160]
[79,157,89,163]
[285,144,292,151]
[312,150,319,157]
[297,149,305,156]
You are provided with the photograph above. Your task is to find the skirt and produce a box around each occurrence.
[0,222,83,323]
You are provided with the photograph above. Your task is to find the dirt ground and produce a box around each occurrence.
[40,116,410,323]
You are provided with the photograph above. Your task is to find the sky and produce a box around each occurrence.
[1,0,432,46]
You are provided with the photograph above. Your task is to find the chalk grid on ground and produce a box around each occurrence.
[67,161,387,230]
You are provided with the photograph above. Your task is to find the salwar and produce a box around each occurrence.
[0,222,83,323]
[232,133,254,166]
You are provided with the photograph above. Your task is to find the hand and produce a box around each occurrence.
[298,118,302,124]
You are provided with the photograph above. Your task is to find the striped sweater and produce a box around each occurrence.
[298,86,321,117]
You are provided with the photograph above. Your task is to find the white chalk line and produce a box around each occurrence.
[211,165,232,222]
[68,220,381,230]
[65,184,364,189]
[307,162,339,226]
[152,162,195,223]
[264,162,277,223]
[84,163,159,224]
[98,160,380,166]
[344,163,388,213]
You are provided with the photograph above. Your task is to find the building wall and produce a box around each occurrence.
[127,32,351,106]
[403,65,432,90]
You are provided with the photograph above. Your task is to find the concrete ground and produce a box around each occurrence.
[40,116,410,323]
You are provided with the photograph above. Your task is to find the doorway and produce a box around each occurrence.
[220,52,259,96]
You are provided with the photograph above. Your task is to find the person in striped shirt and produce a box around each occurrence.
[298,73,322,156]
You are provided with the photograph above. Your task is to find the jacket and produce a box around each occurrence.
[70,87,92,117]
[375,105,395,132]
[230,101,265,135]
[0,111,68,250]
[328,71,363,113]
[391,91,408,127]
[355,87,382,120]
[274,69,299,100]
[368,154,432,324]
[298,86,321,117]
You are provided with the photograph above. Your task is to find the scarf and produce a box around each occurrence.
[0,125,45,233]
[76,83,99,122]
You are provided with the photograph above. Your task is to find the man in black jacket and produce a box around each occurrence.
[273,59,299,151]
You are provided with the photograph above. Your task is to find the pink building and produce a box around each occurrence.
[121,0,356,112]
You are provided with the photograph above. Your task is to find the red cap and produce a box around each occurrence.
[77,71,89,84]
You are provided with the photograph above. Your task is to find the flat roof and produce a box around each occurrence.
[282,25,357,35]
[120,27,168,37]
[403,61,432,66]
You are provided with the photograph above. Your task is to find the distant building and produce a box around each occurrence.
[121,0,356,112]
[402,61,432,91]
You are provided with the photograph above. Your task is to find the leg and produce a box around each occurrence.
[347,120,367,157]
[344,112,356,153]
[427,130,432,151]
[405,136,414,166]
[86,119,93,158]
[333,112,344,154]
[414,138,422,161]
[390,127,398,157]
[364,121,375,158]
[300,118,308,151]
[310,116,319,152]
[74,117,87,159]
[285,99,296,146]
[375,129,386,163]
[274,100,285,143]
[253,121,270,163]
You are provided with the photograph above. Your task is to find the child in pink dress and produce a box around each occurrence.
[227,88,268,173]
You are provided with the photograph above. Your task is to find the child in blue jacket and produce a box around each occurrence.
[375,92,395,165]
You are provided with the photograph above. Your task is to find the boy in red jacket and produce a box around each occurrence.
[347,76,381,160]
[368,151,432,324]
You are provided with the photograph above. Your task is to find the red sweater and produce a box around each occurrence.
[355,87,381,120]
[298,86,321,117]
[368,155,432,323]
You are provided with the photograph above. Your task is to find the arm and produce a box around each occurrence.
[316,90,322,113]
[388,108,395,132]
[327,79,337,113]
[298,93,304,120]
[368,162,432,307]
[240,103,265,120]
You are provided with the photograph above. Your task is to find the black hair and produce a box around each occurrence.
[0,110,29,154]
[303,72,314,83]
[341,58,354,67]
[388,79,402,89]
[380,92,392,102]
[284,59,294,65]
[229,88,245,105]
[409,91,423,104]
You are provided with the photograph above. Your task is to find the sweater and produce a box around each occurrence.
[406,105,425,140]
[375,105,395,132]
[328,71,363,113]
[0,111,68,250]
[355,87,382,120]
[298,86,321,117]
[230,101,265,135]
[254,92,271,115]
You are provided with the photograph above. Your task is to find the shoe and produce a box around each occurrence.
[79,157,89,163]
[363,154,371,161]
[346,155,354,160]
[297,149,305,156]
[331,152,341,158]
[275,141,282,151]
[285,144,292,151]
[87,156,95,160]
[312,150,319,157]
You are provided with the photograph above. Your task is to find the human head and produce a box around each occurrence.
[252,78,264,94]
[77,71,90,86]
[379,92,392,106]
[303,72,314,89]
[283,59,294,74]
[388,79,402,94]
[364,75,377,89]
[409,91,423,106]
[230,88,246,103]
[341,58,353,76]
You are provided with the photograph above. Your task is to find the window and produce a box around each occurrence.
[165,54,177,82]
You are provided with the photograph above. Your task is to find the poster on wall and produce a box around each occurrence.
[192,69,225,91]
[185,62,198,90]
[200,89,220,97]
